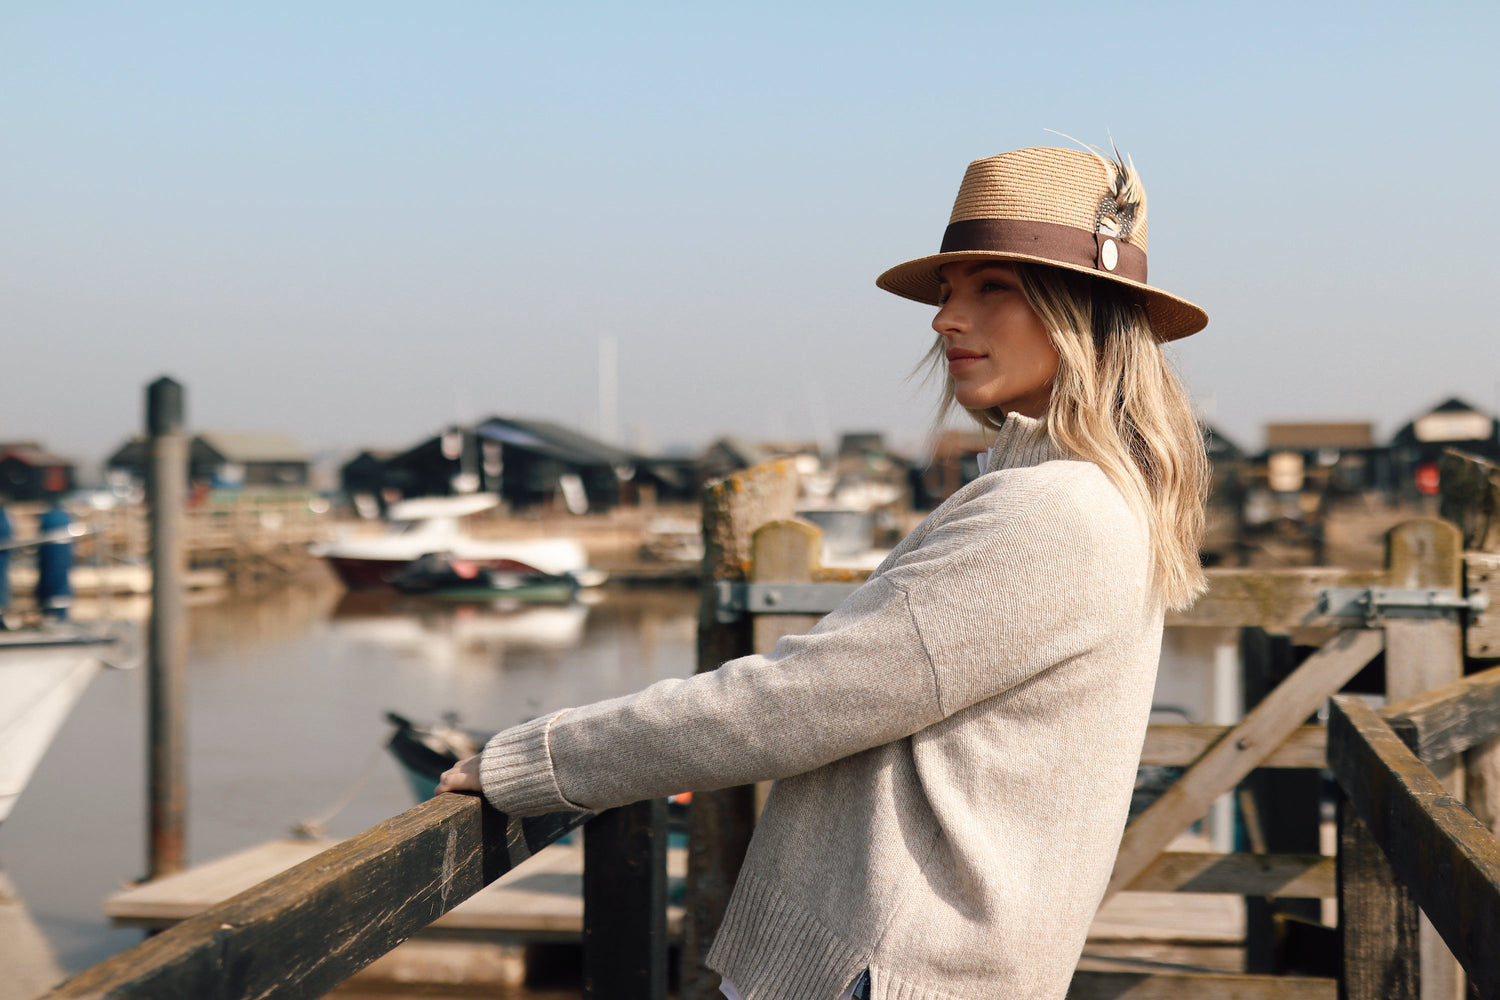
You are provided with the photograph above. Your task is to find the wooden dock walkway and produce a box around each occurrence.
[104,830,1245,976]
[106,833,688,943]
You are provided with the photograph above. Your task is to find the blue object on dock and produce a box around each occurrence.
[0,503,11,614]
[35,504,73,620]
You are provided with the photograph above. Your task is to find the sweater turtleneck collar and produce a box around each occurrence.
[979,412,1067,474]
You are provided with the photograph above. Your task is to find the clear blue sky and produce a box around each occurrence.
[3,1,1496,470]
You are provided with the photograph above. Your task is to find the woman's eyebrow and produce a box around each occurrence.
[963,261,1015,277]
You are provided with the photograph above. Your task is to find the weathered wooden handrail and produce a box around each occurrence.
[44,796,589,1000]
[1381,663,1500,764]
[1330,691,1500,1000]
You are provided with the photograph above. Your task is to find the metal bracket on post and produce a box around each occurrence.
[1317,586,1490,624]
[714,581,863,623]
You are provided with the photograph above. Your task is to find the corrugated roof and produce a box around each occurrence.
[475,417,635,466]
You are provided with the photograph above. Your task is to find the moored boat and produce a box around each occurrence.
[387,551,580,604]
[0,623,137,826]
[312,494,606,591]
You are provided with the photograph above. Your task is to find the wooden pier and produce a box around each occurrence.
[105,835,688,944]
[34,451,1500,1000]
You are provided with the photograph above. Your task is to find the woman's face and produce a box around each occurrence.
[933,261,1060,418]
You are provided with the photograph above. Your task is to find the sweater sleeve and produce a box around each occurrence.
[479,464,1147,817]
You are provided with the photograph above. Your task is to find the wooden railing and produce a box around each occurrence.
[1331,668,1500,1000]
[41,795,688,1000]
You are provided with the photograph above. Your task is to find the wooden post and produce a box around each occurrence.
[747,518,824,816]
[681,462,799,1000]
[584,799,668,1000]
[1438,450,1500,846]
[1337,797,1421,1000]
[1383,519,1465,1000]
[750,519,823,656]
[146,376,188,880]
[1240,628,1323,974]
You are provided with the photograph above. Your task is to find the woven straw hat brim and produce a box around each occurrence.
[876,249,1208,342]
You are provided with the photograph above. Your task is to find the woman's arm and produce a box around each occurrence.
[469,465,1149,817]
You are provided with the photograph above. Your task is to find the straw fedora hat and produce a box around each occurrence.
[876,146,1207,341]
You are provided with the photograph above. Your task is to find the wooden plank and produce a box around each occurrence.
[1338,797,1421,1000]
[1088,886,1243,944]
[1167,566,1386,629]
[1076,940,1244,975]
[683,460,798,1000]
[1125,852,1335,898]
[1438,449,1500,553]
[583,800,668,1000]
[1381,664,1500,763]
[1467,551,1500,660]
[1066,969,1336,999]
[1329,695,1500,1000]
[1140,724,1326,768]
[48,795,587,1000]
[1383,519,1467,1000]
[1106,628,1383,899]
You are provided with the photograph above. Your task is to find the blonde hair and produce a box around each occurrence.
[925,263,1208,610]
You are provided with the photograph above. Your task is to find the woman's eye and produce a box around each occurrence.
[980,281,1008,293]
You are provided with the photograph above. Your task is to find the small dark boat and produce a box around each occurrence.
[388,551,580,604]
[384,711,484,802]
[384,712,692,834]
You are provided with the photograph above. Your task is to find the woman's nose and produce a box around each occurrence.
[932,298,965,338]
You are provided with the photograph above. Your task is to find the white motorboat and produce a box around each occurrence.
[312,494,606,591]
[0,623,137,826]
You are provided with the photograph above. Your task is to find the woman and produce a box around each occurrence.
[439,144,1209,1000]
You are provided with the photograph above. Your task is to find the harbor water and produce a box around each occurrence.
[0,580,700,986]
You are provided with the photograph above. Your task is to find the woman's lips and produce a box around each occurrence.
[946,349,985,373]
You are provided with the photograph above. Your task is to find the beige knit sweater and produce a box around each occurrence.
[479,414,1164,1000]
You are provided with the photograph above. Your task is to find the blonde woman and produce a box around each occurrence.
[440,144,1209,1000]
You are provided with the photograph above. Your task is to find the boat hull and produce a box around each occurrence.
[0,629,135,825]
[325,554,588,592]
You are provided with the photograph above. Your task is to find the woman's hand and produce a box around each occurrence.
[436,754,482,795]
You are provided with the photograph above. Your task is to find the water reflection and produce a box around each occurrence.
[0,581,699,980]
[328,592,592,672]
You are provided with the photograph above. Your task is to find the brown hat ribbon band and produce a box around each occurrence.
[939,218,1148,284]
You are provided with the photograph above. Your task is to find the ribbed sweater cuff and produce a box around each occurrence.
[479,710,579,816]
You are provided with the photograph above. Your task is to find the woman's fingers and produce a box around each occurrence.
[436,754,482,795]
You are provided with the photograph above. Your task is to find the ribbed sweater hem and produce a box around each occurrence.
[706,870,867,1000]
[479,710,578,816]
